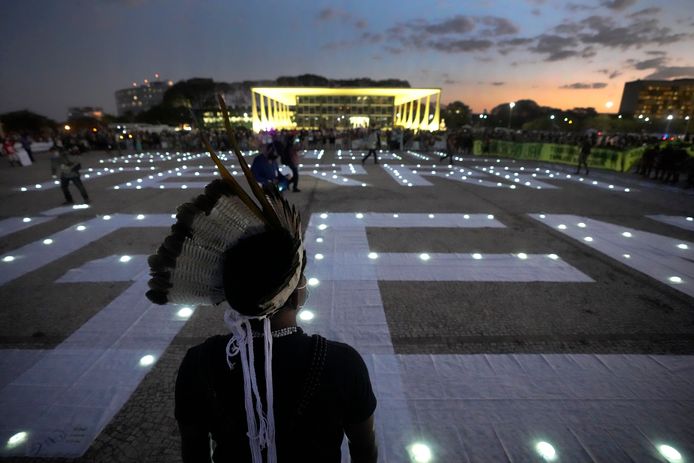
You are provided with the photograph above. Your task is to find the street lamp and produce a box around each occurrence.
[685,115,691,135]
[665,114,674,136]
[508,101,516,128]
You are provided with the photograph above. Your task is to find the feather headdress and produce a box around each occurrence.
[146,95,303,463]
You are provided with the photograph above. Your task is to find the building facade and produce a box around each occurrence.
[619,79,694,118]
[250,87,442,132]
[114,78,174,116]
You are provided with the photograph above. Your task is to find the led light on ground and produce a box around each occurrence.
[7,431,28,448]
[76,225,86,231]
[687,217,693,222]
[623,254,631,258]
[308,277,319,287]
[355,213,364,219]
[487,214,494,219]
[428,214,435,218]
[419,253,430,261]
[463,214,470,219]
[517,253,528,260]
[676,243,688,249]
[622,232,632,238]
[393,213,399,218]
[408,442,432,463]
[368,252,379,260]
[472,253,482,260]
[536,441,557,461]
[584,237,593,242]
[119,255,132,263]
[657,444,682,462]
[43,239,53,245]
[315,237,324,243]
[2,256,15,262]
[558,224,567,230]
[668,276,683,284]
[577,222,586,228]
[139,355,155,367]
[547,254,559,260]
[136,214,145,220]
[318,224,328,230]
[177,307,193,318]
[22,217,31,223]
[73,204,89,209]
[103,215,111,220]
[315,253,324,260]
[299,310,314,321]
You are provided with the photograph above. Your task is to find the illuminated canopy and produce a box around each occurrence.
[250,87,442,132]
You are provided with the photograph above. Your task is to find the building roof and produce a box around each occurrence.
[251,87,441,105]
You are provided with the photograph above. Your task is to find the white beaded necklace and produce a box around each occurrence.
[252,326,299,338]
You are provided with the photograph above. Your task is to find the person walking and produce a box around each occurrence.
[53,147,90,204]
[576,137,591,175]
[439,131,458,165]
[361,128,380,165]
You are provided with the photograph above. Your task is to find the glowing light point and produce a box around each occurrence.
[355,213,364,219]
[472,253,482,260]
[408,442,433,463]
[76,225,86,231]
[419,253,431,261]
[315,253,324,260]
[2,256,15,263]
[428,214,435,219]
[136,214,145,220]
[320,213,328,219]
[622,232,632,237]
[584,237,594,242]
[119,255,132,263]
[299,310,315,321]
[43,238,53,245]
[308,277,320,287]
[669,276,683,284]
[557,224,567,230]
[677,243,688,249]
[623,254,631,259]
[393,213,399,218]
[487,214,494,220]
[517,253,528,260]
[577,222,586,228]
[463,214,470,219]
[177,307,193,318]
[22,217,31,223]
[658,444,682,463]
[139,354,155,367]
[7,431,28,448]
[20,187,27,192]
[103,215,111,220]
[548,254,559,260]
[536,441,557,461]
[368,252,379,260]
[686,217,693,222]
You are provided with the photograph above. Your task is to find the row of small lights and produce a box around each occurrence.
[543,216,689,285]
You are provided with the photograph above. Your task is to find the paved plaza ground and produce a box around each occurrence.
[1,148,693,462]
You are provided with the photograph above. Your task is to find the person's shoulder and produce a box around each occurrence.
[324,339,367,365]
[182,335,228,363]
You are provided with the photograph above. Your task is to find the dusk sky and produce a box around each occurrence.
[1,0,693,120]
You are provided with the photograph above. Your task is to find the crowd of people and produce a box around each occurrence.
[635,143,694,188]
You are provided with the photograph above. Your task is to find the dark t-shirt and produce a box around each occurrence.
[175,328,377,462]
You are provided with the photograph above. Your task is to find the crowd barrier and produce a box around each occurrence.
[471,140,694,173]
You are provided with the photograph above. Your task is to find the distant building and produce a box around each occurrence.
[115,76,174,116]
[68,106,103,120]
[619,79,694,118]
[249,87,442,132]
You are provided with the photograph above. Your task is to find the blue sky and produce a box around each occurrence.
[1,0,692,120]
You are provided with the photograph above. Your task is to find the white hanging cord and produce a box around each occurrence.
[263,317,277,463]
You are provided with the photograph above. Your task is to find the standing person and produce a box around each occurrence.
[20,133,35,162]
[54,147,90,204]
[146,148,378,463]
[251,143,289,191]
[361,128,380,165]
[2,137,21,167]
[439,131,458,165]
[576,137,591,175]
[283,134,301,192]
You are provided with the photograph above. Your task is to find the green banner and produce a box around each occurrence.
[473,140,655,172]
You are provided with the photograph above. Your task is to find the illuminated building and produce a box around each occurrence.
[68,107,103,120]
[115,75,174,116]
[619,79,694,118]
[250,87,442,132]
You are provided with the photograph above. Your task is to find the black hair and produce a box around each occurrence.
[222,228,300,316]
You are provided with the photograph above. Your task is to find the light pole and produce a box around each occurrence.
[508,101,515,129]
[665,114,674,137]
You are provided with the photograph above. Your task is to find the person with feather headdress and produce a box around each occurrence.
[146,96,377,463]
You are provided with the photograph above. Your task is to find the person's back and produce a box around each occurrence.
[176,330,376,462]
